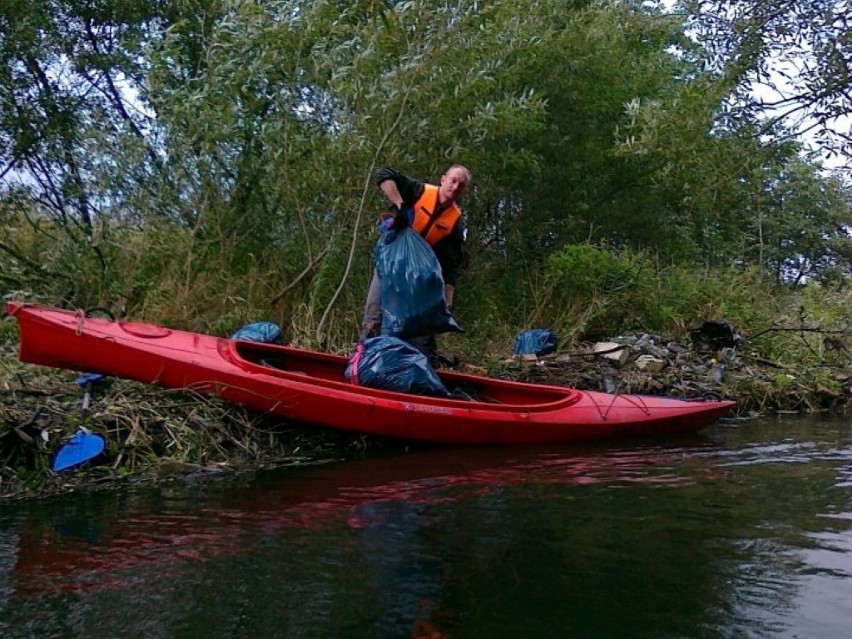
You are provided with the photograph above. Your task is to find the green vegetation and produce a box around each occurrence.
[1,1,850,496]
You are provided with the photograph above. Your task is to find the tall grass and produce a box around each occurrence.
[457,243,851,364]
[1,210,373,352]
[2,214,850,366]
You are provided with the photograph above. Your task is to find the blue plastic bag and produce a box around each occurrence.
[514,329,558,356]
[374,226,462,338]
[345,336,449,397]
[231,321,283,344]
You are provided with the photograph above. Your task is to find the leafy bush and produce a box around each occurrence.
[530,244,653,340]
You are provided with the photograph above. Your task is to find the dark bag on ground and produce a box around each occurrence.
[345,336,450,397]
[690,320,743,351]
[514,329,558,356]
[231,321,283,344]
[374,226,462,338]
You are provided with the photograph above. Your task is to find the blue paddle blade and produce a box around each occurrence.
[52,431,105,472]
[76,373,106,387]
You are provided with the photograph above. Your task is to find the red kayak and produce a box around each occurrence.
[6,302,734,445]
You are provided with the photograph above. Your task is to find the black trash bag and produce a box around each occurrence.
[231,321,283,344]
[345,336,450,398]
[689,320,743,351]
[514,329,559,356]
[374,226,463,338]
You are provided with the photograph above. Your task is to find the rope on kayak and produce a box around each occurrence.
[75,307,117,336]
[618,393,651,415]
[585,390,615,421]
[586,390,651,421]
[75,309,85,336]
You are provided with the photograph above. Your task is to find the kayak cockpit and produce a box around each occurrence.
[229,340,577,408]
[232,340,343,380]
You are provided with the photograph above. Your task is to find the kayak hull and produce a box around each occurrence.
[6,303,735,445]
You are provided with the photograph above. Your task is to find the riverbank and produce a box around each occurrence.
[489,330,852,416]
[2,328,849,501]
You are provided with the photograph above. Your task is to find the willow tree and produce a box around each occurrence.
[0,0,207,223]
[146,0,548,342]
[0,0,228,305]
[4,0,847,334]
[651,0,852,277]
[444,0,745,315]
[681,0,852,166]
[472,0,850,279]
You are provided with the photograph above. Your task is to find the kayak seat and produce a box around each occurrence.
[259,357,287,369]
[447,385,501,403]
[450,388,475,401]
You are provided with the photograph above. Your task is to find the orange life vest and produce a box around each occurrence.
[410,184,462,247]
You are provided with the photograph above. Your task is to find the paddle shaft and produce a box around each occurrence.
[77,373,105,414]
[81,384,92,412]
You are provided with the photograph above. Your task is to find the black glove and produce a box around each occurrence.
[378,204,404,231]
[392,204,413,230]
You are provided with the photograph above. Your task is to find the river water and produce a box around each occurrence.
[1,415,850,638]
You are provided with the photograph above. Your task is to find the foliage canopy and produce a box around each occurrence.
[1,0,849,347]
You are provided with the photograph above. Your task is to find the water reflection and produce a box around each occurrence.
[0,417,850,638]
[5,440,721,595]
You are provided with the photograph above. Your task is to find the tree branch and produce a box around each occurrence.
[269,246,330,306]
[314,88,414,346]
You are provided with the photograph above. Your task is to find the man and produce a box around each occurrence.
[361,164,471,363]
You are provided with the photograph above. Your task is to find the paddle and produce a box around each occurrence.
[50,372,108,473]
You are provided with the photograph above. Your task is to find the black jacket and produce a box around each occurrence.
[374,167,466,285]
